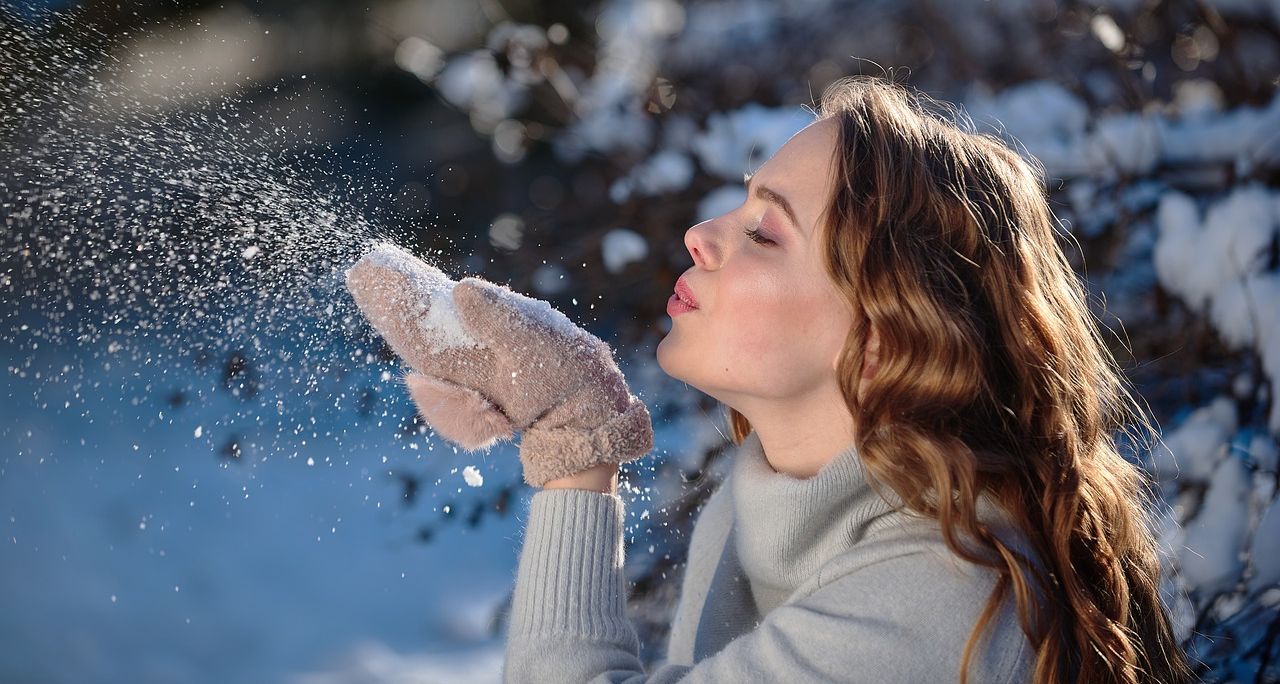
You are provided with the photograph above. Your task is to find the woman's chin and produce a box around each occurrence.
[655,340,690,383]
[654,342,677,378]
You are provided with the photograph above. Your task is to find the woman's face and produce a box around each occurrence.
[657,117,856,409]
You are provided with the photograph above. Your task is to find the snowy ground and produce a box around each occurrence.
[0,331,521,683]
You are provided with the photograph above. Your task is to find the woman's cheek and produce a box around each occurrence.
[731,299,791,359]
[722,268,793,353]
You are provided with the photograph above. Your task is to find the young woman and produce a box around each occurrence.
[346,75,1194,683]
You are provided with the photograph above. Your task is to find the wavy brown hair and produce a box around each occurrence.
[724,75,1193,684]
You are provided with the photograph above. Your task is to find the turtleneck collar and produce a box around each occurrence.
[729,430,904,614]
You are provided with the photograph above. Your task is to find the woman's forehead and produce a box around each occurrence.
[752,119,839,228]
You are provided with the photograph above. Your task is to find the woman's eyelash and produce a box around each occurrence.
[743,225,774,245]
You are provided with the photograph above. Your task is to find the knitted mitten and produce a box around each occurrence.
[345,242,653,488]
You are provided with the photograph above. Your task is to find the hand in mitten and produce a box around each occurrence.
[345,243,653,488]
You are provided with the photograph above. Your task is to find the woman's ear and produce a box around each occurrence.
[832,325,880,377]
[854,326,879,404]
[861,326,879,381]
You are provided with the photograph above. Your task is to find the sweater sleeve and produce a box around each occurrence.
[502,488,1033,684]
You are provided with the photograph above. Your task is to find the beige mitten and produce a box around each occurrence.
[345,242,653,488]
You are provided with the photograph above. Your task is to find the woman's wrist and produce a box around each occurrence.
[541,461,620,495]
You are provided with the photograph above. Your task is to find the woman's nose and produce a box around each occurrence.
[684,220,718,269]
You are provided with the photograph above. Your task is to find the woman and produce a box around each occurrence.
[346,75,1194,683]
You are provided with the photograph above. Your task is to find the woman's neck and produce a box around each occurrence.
[735,383,857,479]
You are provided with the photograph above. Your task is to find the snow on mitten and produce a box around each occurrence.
[345,242,654,488]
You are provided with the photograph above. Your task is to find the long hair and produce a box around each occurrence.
[725,75,1193,684]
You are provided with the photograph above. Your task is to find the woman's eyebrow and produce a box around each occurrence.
[743,171,801,233]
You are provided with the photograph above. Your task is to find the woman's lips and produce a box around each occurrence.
[667,293,697,316]
[669,277,698,316]
[674,277,699,308]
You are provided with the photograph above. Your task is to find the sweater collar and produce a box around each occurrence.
[729,430,903,611]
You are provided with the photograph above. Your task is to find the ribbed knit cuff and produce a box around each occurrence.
[508,488,635,645]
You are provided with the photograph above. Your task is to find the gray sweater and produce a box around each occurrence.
[502,430,1042,682]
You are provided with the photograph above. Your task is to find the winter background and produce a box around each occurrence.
[1,0,1277,682]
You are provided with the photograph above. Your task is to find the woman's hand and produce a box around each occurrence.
[345,243,653,488]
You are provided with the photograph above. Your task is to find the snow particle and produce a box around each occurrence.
[601,228,649,274]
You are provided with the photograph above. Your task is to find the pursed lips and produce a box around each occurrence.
[674,277,699,308]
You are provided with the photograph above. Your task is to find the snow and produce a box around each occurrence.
[356,242,484,351]
[1172,79,1226,119]
[549,0,688,161]
[0,341,517,683]
[434,273,588,343]
[463,465,484,487]
[1090,14,1126,53]
[291,640,505,683]
[1154,191,1215,311]
[965,82,1280,181]
[667,0,823,67]
[963,80,1094,178]
[394,37,445,83]
[610,150,695,202]
[690,103,815,180]
[1150,396,1237,483]
[1091,112,1162,176]
[601,229,649,274]
[488,213,525,252]
[1153,187,1280,431]
[1250,498,1280,592]
[1159,89,1280,171]
[1179,455,1251,596]
[696,185,748,223]
[1251,432,1279,472]
[433,51,528,131]
[1247,275,1280,434]
[554,76,656,161]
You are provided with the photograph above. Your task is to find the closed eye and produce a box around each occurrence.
[743,225,774,246]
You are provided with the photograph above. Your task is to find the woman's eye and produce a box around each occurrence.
[743,225,774,245]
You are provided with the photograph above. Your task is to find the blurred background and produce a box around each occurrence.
[1,0,1278,682]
